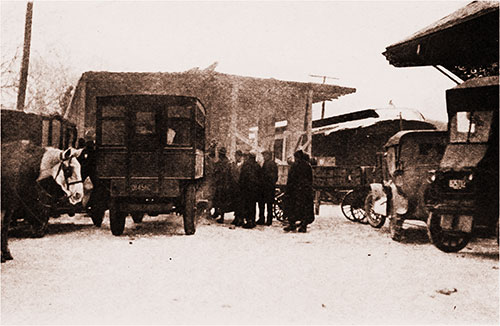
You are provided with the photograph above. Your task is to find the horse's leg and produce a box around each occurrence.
[1,209,14,262]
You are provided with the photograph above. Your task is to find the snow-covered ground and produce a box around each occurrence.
[2,205,498,325]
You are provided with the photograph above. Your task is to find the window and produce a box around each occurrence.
[450,111,493,143]
[419,143,432,155]
[135,111,155,135]
[102,121,126,145]
[274,138,284,162]
[102,105,125,118]
[167,120,190,145]
[52,120,61,148]
[99,103,126,146]
[169,105,191,119]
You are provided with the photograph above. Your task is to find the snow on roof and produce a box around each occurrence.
[312,108,426,136]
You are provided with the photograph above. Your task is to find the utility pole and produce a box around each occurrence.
[16,1,33,111]
[309,74,339,119]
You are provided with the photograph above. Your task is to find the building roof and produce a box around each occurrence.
[383,1,499,69]
[384,130,447,148]
[78,70,355,104]
[312,108,426,136]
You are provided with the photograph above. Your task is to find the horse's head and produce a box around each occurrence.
[52,148,85,205]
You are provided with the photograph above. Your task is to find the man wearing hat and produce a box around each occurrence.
[257,150,278,226]
[213,147,234,223]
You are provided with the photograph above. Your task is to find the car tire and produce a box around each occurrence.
[109,200,126,236]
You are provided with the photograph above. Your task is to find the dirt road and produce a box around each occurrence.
[1,205,498,325]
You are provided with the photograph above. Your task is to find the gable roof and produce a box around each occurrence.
[383,1,499,68]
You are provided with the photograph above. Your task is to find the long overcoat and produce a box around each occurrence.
[284,158,314,224]
[239,157,261,202]
[213,155,236,212]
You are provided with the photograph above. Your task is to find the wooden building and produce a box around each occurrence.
[64,70,355,164]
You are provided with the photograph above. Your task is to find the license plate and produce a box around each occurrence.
[449,179,466,190]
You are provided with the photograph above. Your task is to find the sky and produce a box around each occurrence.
[1,0,470,122]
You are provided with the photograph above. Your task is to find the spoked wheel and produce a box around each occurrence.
[341,190,357,222]
[427,212,472,253]
[365,192,386,228]
[273,191,286,223]
[341,190,367,223]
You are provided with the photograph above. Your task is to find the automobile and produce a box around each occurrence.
[364,130,448,241]
[425,76,499,252]
[90,95,206,236]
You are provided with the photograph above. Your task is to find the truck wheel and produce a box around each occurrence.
[183,184,196,235]
[365,192,386,228]
[109,200,126,236]
[131,212,144,224]
[427,212,472,253]
[389,214,404,241]
[88,206,105,227]
[87,184,109,227]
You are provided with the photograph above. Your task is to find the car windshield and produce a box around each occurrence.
[449,111,493,143]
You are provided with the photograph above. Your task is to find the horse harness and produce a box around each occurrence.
[12,154,83,224]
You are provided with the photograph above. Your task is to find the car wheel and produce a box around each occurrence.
[427,212,472,253]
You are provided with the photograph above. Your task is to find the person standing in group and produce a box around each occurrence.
[213,147,234,224]
[283,150,314,233]
[230,150,245,226]
[239,152,261,229]
[257,150,278,226]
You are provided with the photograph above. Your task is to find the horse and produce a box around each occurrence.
[1,140,84,263]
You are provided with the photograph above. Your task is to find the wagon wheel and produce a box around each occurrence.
[131,212,144,224]
[365,192,386,228]
[273,201,284,222]
[183,183,196,235]
[427,212,472,253]
[109,199,126,236]
[273,190,286,223]
[341,190,366,222]
[340,191,356,221]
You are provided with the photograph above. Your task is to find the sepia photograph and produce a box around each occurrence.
[1,0,498,324]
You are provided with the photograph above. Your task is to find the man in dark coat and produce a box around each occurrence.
[230,150,245,226]
[213,147,234,224]
[239,152,261,229]
[257,150,278,226]
[283,150,314,233]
